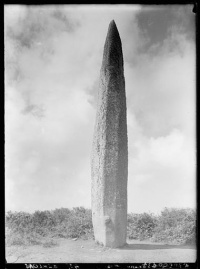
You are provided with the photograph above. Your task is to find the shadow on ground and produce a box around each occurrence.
[119,243,196,250]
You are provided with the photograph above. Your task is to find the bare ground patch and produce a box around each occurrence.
[6,238,196,263]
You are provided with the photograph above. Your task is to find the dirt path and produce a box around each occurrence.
[6,238,196,263]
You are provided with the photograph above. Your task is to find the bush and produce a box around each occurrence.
[150,208,196,244]
[6,228,25,246]
[5,227,43,246]
[65,207,93,239]
[52,208,71,225]
[5,207,94,246]
[5,207,196,246]
[127,212,157,240]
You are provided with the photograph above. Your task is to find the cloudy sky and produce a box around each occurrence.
[5,5,196,214]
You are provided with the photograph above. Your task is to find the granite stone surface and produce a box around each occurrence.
[91,20,128,248]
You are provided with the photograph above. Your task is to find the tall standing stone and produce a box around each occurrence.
[91,20,128,248]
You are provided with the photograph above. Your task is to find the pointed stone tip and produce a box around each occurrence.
[102,19,123,69]
[110,20,116,25]
[107,19,120,41]
[108,20,117,31]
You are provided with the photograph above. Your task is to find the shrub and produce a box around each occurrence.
[64,207,93,239]
[5,228,43,246]
[5,207,94,246]
[127,212,157,240]
[6,228,25,246]
[52,208,71,225]
[150,208,196,244]
[5,207,196,246]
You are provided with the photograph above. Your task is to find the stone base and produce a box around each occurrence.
[92,212,127,248]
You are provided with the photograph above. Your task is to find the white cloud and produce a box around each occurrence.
[125,31,195,138]
[126,14,195,212]
[128,128,196,213]
[4,5,27,28]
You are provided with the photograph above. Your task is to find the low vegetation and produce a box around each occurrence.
[5,207,196,247]
[127,208,196,245]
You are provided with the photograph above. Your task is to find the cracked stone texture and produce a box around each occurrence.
[91,20,128,248]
